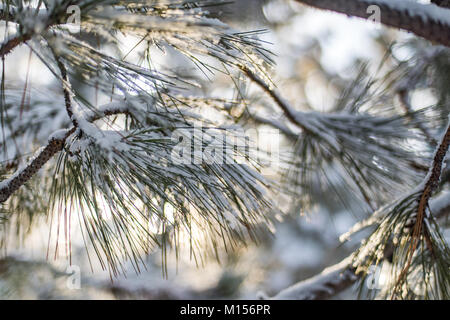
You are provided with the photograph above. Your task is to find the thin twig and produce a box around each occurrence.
[243,66,431,178]
[431,0,450,9]
[50,46,78,128]
[241,67,307,131]
[0,1,75,58]
[393,121,450,297]
[0,34,31,57]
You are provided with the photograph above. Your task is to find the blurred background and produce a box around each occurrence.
[0,0,440,299]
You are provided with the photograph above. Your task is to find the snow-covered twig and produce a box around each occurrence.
[294,0,450,47]
[241,67,306,130]
[243,65,431,185]
[51,47,79,128]
[0,34,31,57]
[0,128,74,203]
[393,121,450,295]
[0,102,133,204]
[398,90,438,146]
[0,5,40,57]
[0,2,76,57]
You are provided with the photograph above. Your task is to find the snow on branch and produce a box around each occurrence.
[0,1,88,57]
[294,0,450,47]
[267,256,357,300]
[264,192,450,300]
[0,33,31,57]
[0,5,46,57]
[0,100,133,204]
[393,121,450,295]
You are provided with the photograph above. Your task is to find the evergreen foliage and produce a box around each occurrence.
[0,0,449,299]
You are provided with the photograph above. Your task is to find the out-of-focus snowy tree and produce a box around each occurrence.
[0,0,449,300]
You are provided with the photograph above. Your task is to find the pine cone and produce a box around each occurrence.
[431,0,450,8]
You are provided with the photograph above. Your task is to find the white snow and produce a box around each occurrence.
[271,256,356,300]
[349,0,450,26]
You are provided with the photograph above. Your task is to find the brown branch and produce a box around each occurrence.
[0,103,133,204]
[393,122,450,297]
[241,67,305,131]
[0,2,75,58]
[266,124,450,300]
[293,0,450,47]
[0,34,31,57]
[0,128,75,203]
[419,125,450,198]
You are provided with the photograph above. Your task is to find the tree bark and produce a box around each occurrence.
[294,0,450,47]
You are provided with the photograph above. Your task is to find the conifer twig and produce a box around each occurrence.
[0,128,74,203]
[0,34,31,57]
[393,121,450,298]
[240,67,309,132]
[50,47,78,128]
[242,66,430,175]
[0,1,77,58]
[266,192,450,300]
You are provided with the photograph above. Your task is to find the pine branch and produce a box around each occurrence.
[242,66,432,209]
[432,0,450,9]
[293,0,450,47]
[0,5,37,57]
[0,1,80,58]
[393,120,450,297]
[398,90,438,146]
[0,128,74,203]
[0,101,132,204]
[50,46,78,128]
[265,192,450,300]
[267,256,357,300]
[341,120,450,299]
[241,67,306,132]
[0,34,31,57]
